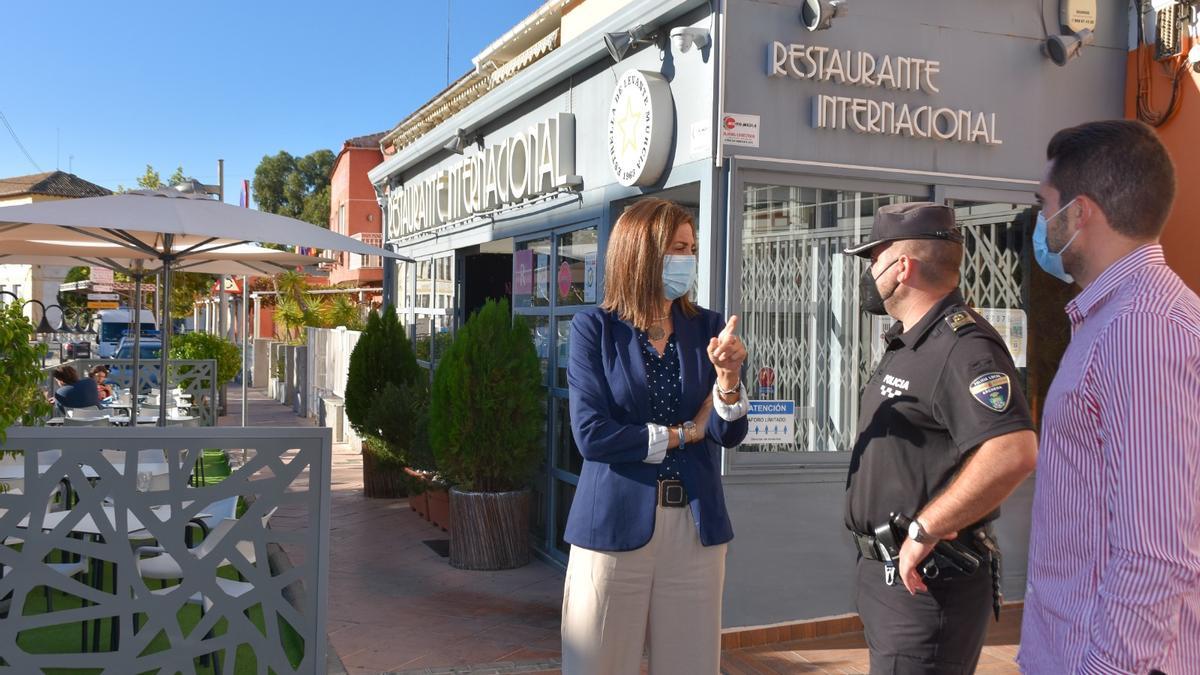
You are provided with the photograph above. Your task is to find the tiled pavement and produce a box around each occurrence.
[226,385,1021,674]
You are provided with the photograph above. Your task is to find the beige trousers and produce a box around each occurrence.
[560,505,727,675]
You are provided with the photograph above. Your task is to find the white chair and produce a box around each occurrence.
[136,505,276,581]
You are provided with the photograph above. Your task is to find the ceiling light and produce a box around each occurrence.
[801,0,847,32]
[1044,28,1095,66]
[603,24,657,63]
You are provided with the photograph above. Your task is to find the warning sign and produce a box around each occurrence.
[745,400,795,444]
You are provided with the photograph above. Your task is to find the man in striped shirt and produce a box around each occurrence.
[1019,120,1200,674]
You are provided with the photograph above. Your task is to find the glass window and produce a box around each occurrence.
[556,227,598,307]
[415,260,434,309]
[555,480,576,554]
[555,317,572,388]
[526,315,551,385]
[739,185,912,453]
[554,398,582,475]
[514,238,551,308]
[393,260,410,311]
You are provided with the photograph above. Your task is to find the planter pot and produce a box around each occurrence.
[361,449,408,499]
[428,487,451,532]
[403,467,431,520]
[448,487,530,571]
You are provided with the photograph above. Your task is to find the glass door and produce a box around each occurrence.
[514,222,600,563]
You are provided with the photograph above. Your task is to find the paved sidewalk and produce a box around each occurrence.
[225,385,1020,674]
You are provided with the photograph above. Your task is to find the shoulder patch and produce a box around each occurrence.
[944,311,976,333]
[969,372,1011,412]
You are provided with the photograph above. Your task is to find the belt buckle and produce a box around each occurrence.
[658,480,686,507]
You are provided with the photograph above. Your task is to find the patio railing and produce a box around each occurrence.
[48,359,220,426]
[0,426,331,674]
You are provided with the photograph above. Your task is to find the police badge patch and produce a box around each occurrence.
[969,372,1011,412]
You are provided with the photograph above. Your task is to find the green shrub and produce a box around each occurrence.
[429,298,543,492]
[0,301,52,443]
[344,309,426,467]
[169,331,242,385]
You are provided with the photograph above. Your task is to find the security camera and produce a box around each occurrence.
[1190,44,1200,73]
[670,26,710,53]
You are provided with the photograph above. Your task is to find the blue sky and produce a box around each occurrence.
[0,1,542,201]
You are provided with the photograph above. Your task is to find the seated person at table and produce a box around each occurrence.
[90,365,114,400]
[51,365,100,413]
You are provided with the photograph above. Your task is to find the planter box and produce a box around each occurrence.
[448,487,530,570]
[361,446,408,499]
[428,487,451,532]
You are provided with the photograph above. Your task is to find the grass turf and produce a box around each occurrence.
[3,449,306,673]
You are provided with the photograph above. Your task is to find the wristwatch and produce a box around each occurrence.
[682,420,697,445]
[907,518,937,544]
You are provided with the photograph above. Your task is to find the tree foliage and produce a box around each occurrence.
[252,149,335,228]
[0,302,52,442]
[344,310,429,469]
[429,299,543,492]
[169,331,242,386]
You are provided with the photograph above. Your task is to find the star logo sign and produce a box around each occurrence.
[614,94,643,162]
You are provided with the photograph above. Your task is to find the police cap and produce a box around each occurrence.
[843,202,964,257]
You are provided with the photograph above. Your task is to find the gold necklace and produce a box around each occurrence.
[647,313,670,341]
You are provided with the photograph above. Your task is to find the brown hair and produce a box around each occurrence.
[600,197,699,330]
[90,365,109,378]
[52,365,79,384]
[1046,119,1175,240]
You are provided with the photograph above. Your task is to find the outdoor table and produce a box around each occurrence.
[108,414,159,426]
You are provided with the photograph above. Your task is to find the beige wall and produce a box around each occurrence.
[561,0,636,44]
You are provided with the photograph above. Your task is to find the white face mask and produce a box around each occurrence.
[662,255,697,300]
[1033,198,1080,284]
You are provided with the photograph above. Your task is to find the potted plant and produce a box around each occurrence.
[169,331,241,416]
[430,298,543,570]
[0,301,52,491]
[344,309,424,499]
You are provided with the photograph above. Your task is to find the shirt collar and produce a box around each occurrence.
[892,289,966,350]
[1066,244,1165,323]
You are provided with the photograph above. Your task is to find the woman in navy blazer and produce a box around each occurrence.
[560,198,749,675]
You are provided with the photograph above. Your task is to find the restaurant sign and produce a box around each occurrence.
[387,113,577,239]
[769,43,1002,146]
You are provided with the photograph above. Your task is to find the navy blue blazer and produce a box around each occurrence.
[565,303,748,551]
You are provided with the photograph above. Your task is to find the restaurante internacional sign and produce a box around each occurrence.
[387,112,577,239]
[769,42,1003,146]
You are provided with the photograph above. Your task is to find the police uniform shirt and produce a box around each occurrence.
[845,290,1034,535]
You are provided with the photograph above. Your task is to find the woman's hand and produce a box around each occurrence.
[707,315,746,390]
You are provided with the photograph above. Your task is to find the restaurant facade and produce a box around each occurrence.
[370,0,1130,628]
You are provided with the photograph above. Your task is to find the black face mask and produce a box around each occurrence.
[860,259,898,316]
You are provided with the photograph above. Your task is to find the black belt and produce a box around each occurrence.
[657,479,687,507]
[852,523,1003,621]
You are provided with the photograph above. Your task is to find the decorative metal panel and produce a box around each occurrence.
[0,426,331,674]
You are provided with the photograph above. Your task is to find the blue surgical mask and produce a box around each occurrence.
[662,255,697,300]
[1033,198,1081,284]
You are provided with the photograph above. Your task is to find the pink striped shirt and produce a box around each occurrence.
[1019,245,1200,674]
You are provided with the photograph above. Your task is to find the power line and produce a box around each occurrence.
[0,108,43,172]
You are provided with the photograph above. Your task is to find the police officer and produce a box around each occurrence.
[843,202,1038,674]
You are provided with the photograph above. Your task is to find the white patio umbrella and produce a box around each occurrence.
[0,187,408,424]
[0,246,334,425]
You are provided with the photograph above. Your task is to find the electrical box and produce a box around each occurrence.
[1060,0,1098,33]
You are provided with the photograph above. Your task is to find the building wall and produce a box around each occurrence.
[0,193,72,321]
[1125,44,1200,294]
[329,146,385,286]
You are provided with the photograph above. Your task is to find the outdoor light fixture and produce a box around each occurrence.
[1044,28,1094,66]
[1189,44,1200,72]
[442,129,484,155]
[670,26,710,53]
[603,24,657,63]
[801,0,847,31]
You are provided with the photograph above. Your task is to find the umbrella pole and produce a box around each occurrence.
[159,245,173,427]
[130,264,142,424]
[241,275,248,427]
